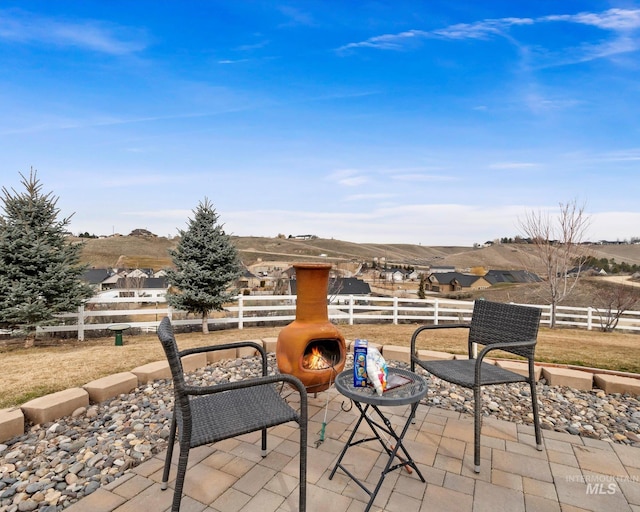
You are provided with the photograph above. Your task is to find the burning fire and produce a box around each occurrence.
[303,347,331,370]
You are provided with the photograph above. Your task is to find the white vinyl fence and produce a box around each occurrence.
[30,295,640,341]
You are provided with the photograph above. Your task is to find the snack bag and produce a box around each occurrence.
[366,347,388,396]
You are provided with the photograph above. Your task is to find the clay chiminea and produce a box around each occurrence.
[276,263,346,392]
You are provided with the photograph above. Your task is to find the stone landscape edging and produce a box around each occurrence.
[1,338,640,444]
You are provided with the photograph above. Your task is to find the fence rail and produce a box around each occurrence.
[27,295,640,341]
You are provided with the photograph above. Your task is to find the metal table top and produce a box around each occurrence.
[334,367,427,407]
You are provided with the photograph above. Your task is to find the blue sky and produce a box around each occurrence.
[1,1,639,245]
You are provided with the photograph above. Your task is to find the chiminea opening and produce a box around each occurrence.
[276,263,346,393]
[302,338,342,371]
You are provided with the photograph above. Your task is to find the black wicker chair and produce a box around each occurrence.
[410,300,542,473]
[157,317,308,511]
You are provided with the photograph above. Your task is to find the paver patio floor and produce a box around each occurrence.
[65,387,640,512]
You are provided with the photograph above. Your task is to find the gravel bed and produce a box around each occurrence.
[1,354,639,511]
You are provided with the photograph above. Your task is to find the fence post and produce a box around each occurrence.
[238,295,244,330]
[434,299,439,325]
[77,305,85,342]
[393,297,398,325]
[348,295,354,325]
[587,307,593,331]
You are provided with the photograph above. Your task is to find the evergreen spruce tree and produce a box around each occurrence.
[0,170,93,342]
[166,198,241,333]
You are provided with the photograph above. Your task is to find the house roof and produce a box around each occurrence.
[290,277,371,296]
[240,267,258,278]
[82,268,111,285]
[115,276,169,289]
[484,269,542,285]
[329,277,371,295]
[429,272,484,287]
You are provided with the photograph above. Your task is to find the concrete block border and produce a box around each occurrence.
[83,372,139,404]
[21,388,89,426]
[0,408,24,443]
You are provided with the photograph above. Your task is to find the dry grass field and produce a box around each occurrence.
[1,323,638,409]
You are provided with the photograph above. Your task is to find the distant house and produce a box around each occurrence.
[429,265,456,274]
[328,277,371,297]
[426,272,490,293]
[289,276,371,301]
[113,276,169,299]
[91,271,169,299]
[564,266,607,277]
[236,268,263,292]
[289,234,317,240]
[123,268,154,278]
[381,267,409,283]
[406,269,421,281]
[82,268,112,291]
[484,270,542,285]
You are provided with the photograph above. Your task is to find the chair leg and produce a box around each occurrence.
[473,386,482,473]
[171,441,190,512]
[261,428,267,457]
[299,420,307,512]
[162,414,177,490]
[530,379,543,451]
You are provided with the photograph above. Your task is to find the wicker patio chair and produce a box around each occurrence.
[157,317,308,511]
[410,300,542,473]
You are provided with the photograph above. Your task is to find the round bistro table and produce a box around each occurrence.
[329,367,428,512]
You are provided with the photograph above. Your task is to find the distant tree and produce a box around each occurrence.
[417,274,427,299]
[592,283,640,332]
[272,269,290,295]
[519,200,590,328]
[165,198,242,334]
[0,170,93,343]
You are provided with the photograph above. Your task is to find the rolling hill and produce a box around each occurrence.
[77,235,640,276]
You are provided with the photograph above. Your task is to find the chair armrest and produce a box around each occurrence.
[180,341,268,375]
[410,324,469,371]
[183,373,308,417]
[474,340,537,378]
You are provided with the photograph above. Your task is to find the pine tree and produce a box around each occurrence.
[0,170,93,342]
[166,198,241,333]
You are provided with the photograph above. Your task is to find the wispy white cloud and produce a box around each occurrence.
[432,17,533,40]
[594,148,640,162]
[336,8,640,66]
[543,8,640,31]
[218,59,249,65]
[337,29,430,52]
[0,108,252,136]
[327,169,369,186]
[0,9,148,55]
[531,36,640,69]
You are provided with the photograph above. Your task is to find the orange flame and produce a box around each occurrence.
[303,346,331,370]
